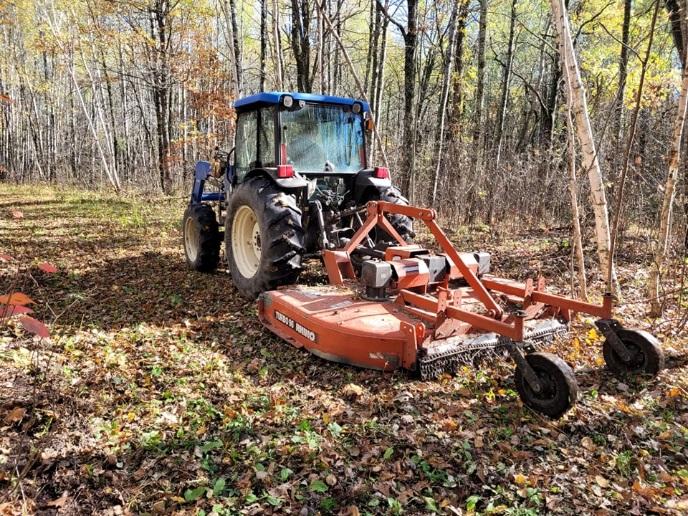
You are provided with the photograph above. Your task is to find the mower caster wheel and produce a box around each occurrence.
[514,352,578,419]
[603,329,664,376]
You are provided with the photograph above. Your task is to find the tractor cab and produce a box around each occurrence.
[184,91,411,300]
[232,92,371,183]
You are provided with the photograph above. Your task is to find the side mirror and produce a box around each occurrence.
[365,119,375,132]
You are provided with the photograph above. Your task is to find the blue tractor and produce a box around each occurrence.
[183,92,413,298]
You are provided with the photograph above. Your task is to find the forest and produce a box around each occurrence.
[1,0,688,514]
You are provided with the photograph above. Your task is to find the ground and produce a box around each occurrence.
[0,184,687,515]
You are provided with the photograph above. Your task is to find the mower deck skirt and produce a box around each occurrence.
[259,285,421,371]
[258,285,569,372]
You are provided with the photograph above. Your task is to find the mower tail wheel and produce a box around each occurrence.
[602,329,664,376]
[514,352,578,419]
[183,204,221,272]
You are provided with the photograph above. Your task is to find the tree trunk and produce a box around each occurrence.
[565,96,587,301]
[613,0,632,148]
[665,0,686,66]
[150,2,171,193]
[291,0,312,93]
[448,2,468,140]
[260,0,267,91]
[467,0,488,221]
[273,0,284,90]
[470,0,488,175]
[551,0,615,284]
[431,1,459,206]
[230,0,242,95]
[648,64,688,315]
[494,0,518,166]
[401,0,418,201]
[608,0,660,292]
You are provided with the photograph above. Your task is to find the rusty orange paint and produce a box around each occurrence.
[257,201,617,373]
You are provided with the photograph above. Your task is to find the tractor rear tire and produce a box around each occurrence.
[226,177,304,299]
[353,186,414,246]
[376,186,414,242]
[183,204,221,272]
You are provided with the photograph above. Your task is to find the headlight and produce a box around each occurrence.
[282,95,293,108]
[352,102,362,114]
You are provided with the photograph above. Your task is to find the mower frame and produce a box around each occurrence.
[323,201,614,344]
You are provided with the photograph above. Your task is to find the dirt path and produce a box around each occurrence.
[1,185,686,514]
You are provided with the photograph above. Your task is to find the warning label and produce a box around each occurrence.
[274,311,317,342]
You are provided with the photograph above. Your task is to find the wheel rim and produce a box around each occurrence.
[232,205,261,278]
[611,341,644,371]
[523,368,558,403]
[184,216,199,262]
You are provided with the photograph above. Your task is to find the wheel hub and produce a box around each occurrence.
[184,217,199,262]
[232,205,261,278]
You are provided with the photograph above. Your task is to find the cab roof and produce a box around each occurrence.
[233,92,370,112]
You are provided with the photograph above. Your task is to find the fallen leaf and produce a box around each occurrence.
[633,480,660,500]
[325,474,337,486]
[514,473,528,486]
[37,262,58,273]
[0,292,34,306]
[0,304,33,318]
[46,492,69,508]
[5,407,26,424]
[581,437,595,451]
[10,210,23,219]
[667,387,682,398]
[19,316,50,338]
[595,475,609,488]
[0,253,12,262]
[342,383,364,399]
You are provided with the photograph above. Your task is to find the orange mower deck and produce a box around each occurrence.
[256,201,664,417]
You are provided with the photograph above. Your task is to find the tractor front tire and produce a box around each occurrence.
[226,177,304,299]
[183,204,221,272]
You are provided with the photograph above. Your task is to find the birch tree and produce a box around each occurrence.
[550,0,615,284]
[648,42,688,315]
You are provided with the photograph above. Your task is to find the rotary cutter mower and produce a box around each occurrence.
[258,201,664,418]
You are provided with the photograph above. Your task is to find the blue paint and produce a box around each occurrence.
[234,92,369,112]
[190,161,211,204]
[201,192,225,202]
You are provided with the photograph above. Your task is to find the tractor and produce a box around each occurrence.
[182,92,412,298]
[183,91,664,419]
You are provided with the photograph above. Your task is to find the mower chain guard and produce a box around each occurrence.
[417,319,568,380]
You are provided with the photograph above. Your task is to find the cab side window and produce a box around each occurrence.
[235,111,257,181]
[257,108,276,168]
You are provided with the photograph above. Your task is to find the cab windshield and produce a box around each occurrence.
[280,104,365,173]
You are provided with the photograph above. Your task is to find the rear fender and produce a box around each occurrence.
[352,169,392,204]
[244,168,309,190]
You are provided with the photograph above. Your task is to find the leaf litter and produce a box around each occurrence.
[0,185,686,514]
